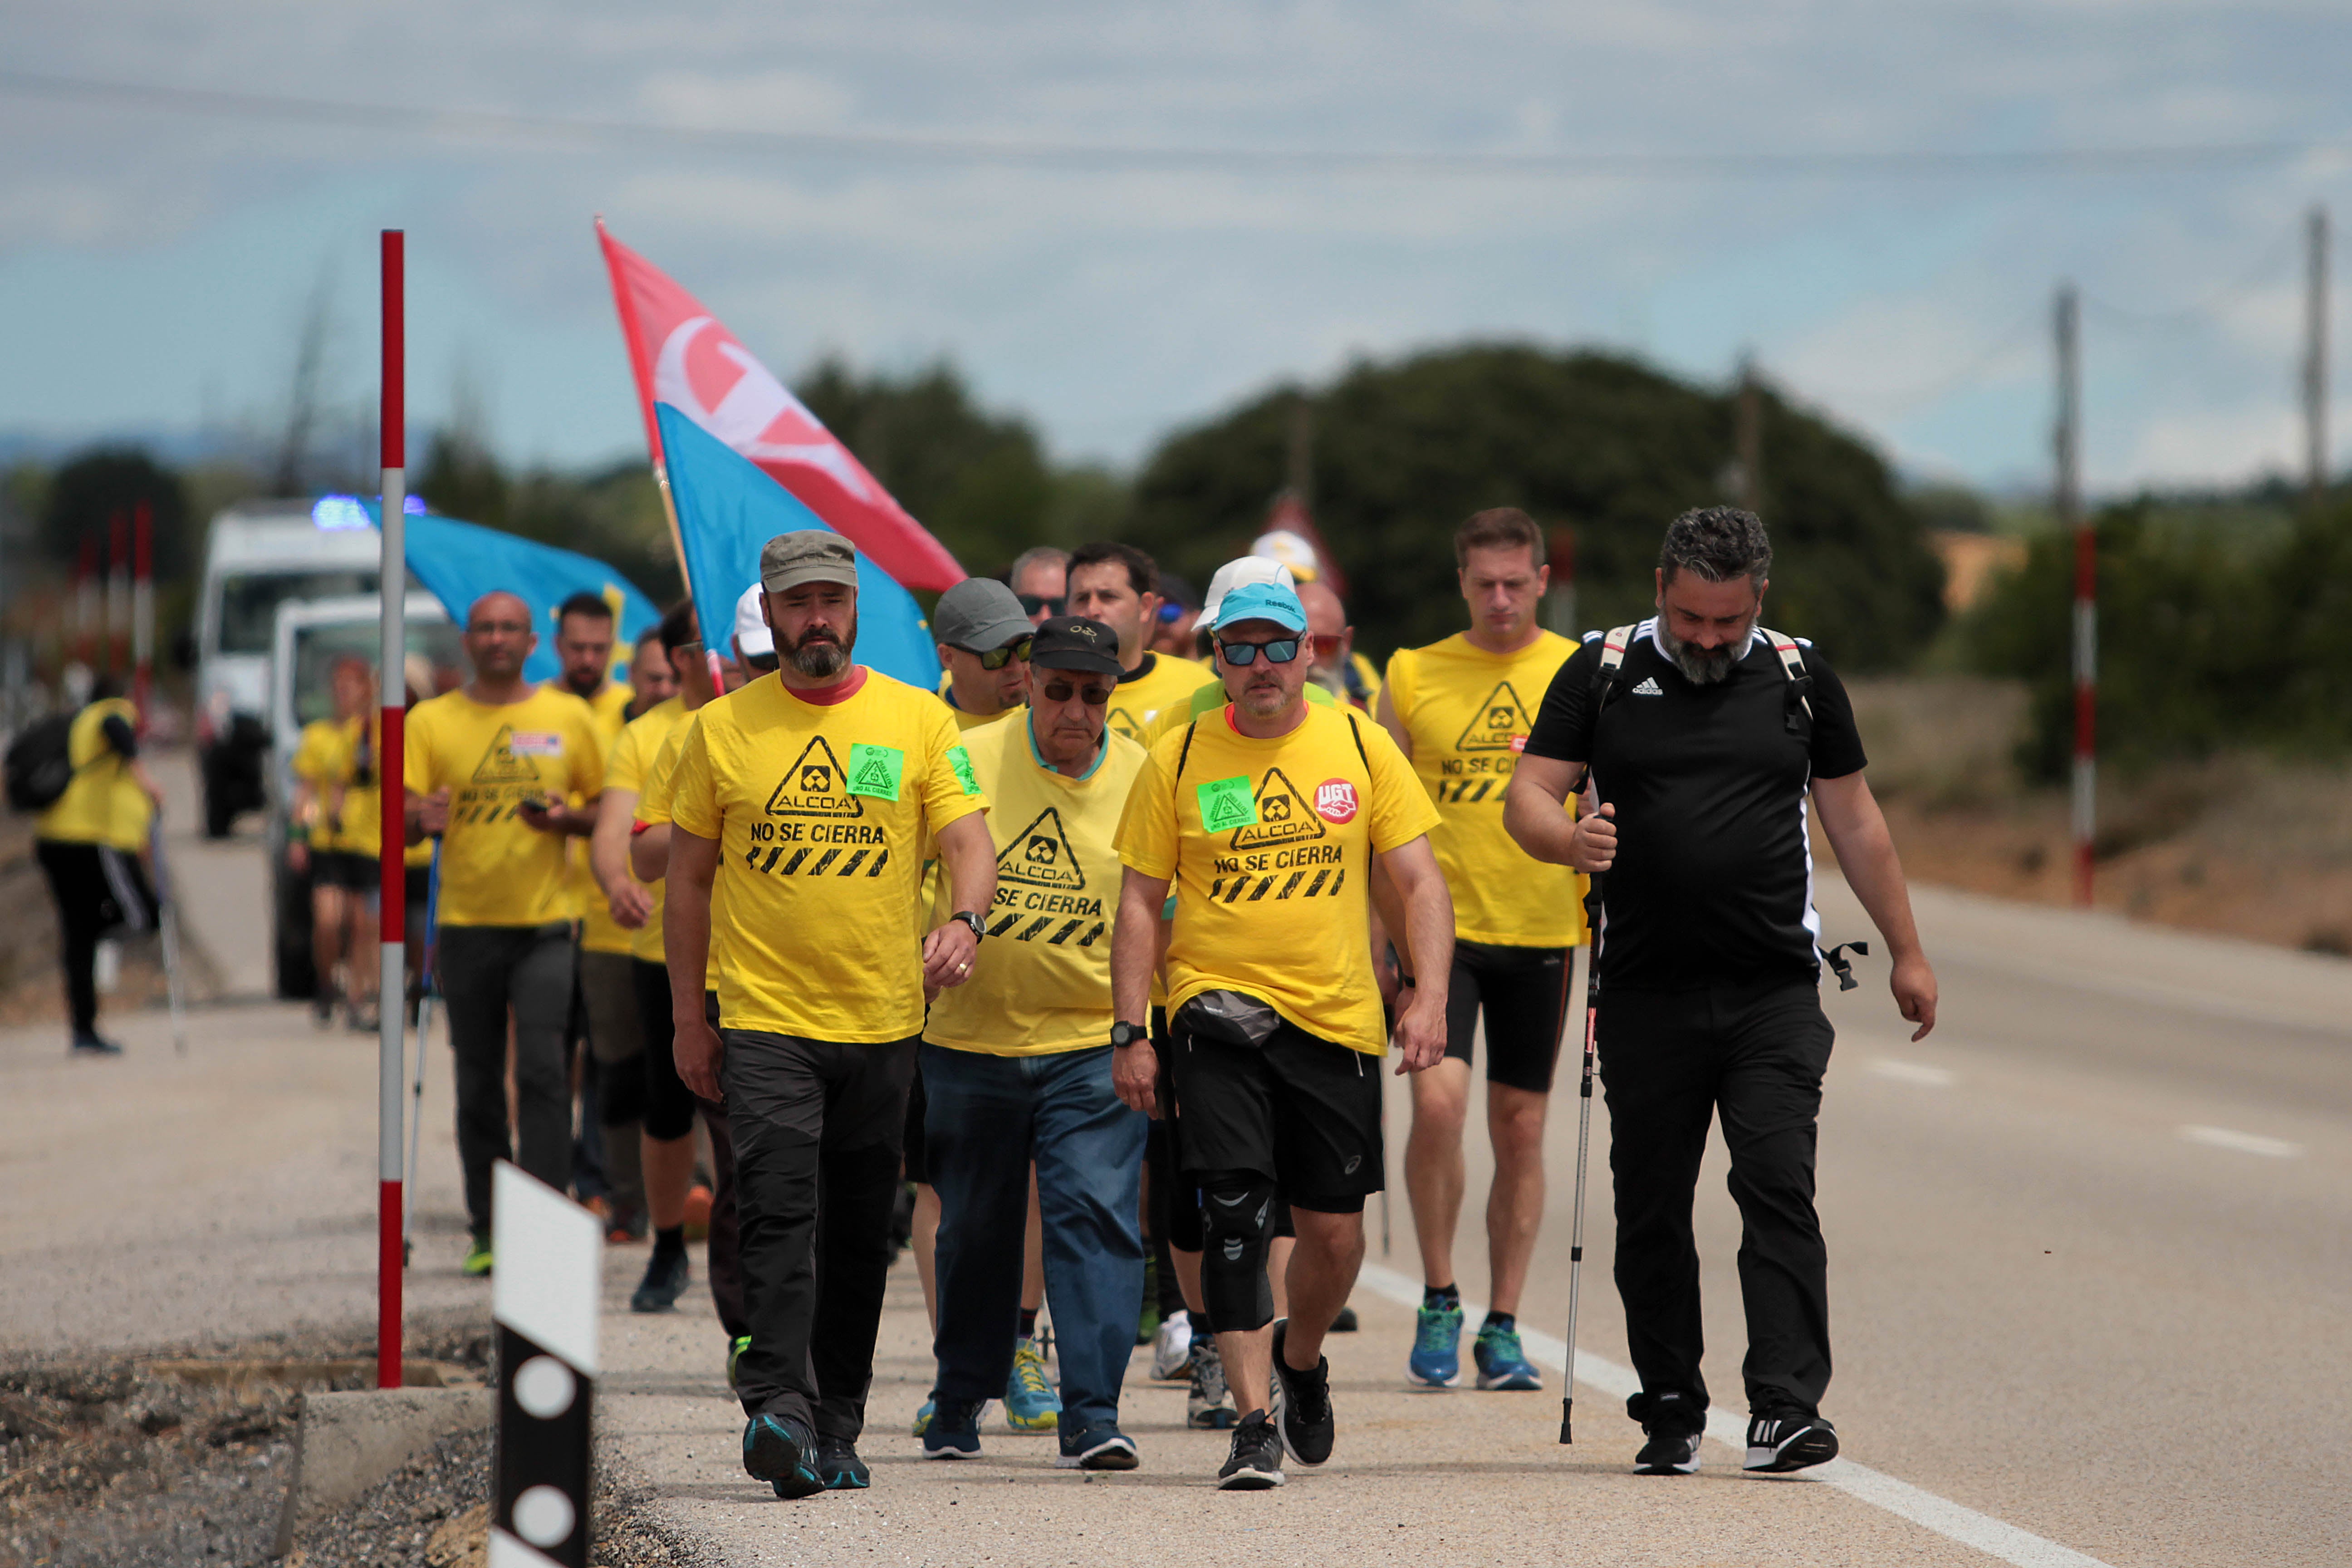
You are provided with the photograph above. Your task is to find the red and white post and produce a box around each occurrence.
[377,229,407,1392]
[2055,282,2093,907]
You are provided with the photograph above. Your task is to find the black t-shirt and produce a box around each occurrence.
[1523,621,1867,990]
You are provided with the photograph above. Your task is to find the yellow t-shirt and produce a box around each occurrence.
[1103,652,1206,747]
[291,715,385,857]
[603,695,687,965]
[631,708,701,970]
[923,712,1146,1056]
[403,686,606,928]
[667,671,989,1042]
[1114,701,1439,1056]
[574,682,635,955]
[36,699,152,852]
[1385,632,1587,949]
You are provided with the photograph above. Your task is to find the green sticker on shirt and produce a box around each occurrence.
[1196,774,1260,833]
[946,745,982,797]
[847,743,904,801]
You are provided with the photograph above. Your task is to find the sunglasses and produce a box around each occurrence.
[1310,634,1347,659]
[962,636,1033,671]
[1038,680,1113,706]
[1016,594,1063,617]
[1218,637,1302,666]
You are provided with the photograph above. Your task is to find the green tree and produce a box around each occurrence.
[39,448,193,580]
[1124,345,1945,669]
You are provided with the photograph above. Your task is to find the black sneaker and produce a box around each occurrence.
[1745,1409,1838,1473]
[1634,1391,1703,1475]
[815,1434,870,1490]
[1054,1426,1139,1471]
[1268,1319,1334,1466]
[630,1248,690,1313]
[1216,1410,1284,1490]
[1329,1305,1359,1333]
[742,1412,823,1499]
[69,1030,123,1056]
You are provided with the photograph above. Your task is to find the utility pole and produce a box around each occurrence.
[1736,354,1762,513]
[2305,205,2330,511]
[2057,283,2093,908]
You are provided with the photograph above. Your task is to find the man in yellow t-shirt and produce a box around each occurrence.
[665,531,996,1497]
[289,656,385,1029]
[1110,580,1454,1490]
[932,576,1032,730]
[918,617,1147,1469]
[405,590,606,1276]
[1377,506,1586,1395]
[1065,542,1202,745]
[33,679,162,1055]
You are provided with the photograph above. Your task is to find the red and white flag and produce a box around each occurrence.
[595,219,965,592]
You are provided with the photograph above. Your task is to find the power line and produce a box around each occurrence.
[4,68,2349,183]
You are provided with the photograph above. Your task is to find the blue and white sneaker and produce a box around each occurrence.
[1054,1426,1139,1471]
[1472,1321,1542,1391]
[1407,1298,1463,1387]
[743,1412,823,1499]
[921,1399,983,1460]
[1003,1337,1061,1431]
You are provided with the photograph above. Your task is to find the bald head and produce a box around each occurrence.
[462,590,538,684]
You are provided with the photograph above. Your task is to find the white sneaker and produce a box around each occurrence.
[1152,1308,1194,1381]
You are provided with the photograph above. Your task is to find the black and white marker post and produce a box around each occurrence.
[490,1161,602,1568]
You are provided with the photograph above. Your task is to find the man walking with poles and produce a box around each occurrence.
[1111,578,1455,1490]
[1505,506,1936,1477]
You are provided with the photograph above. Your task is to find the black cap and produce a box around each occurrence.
[1029,615,1125,677]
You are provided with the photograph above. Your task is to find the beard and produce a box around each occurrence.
[1656,618,1750,686]
[786,612,857,679]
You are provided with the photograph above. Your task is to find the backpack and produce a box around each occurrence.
[5,714,78,813]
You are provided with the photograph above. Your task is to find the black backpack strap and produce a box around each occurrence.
[1344,710,1370,772]
[1175,717,1200,782]
[1759,627,1814,735]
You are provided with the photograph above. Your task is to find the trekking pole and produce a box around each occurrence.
[1560,872,1604,1445]
[402,843,441,1254]
[149,821,189,1056]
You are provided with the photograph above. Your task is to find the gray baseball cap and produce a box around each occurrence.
[760,530,860,594]
[932,577,1034,652]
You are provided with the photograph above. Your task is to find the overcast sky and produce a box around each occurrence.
[3,1,2347,496]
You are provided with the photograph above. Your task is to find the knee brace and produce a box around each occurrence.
[1197,1171,1279,1333]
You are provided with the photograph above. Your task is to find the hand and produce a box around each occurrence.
[417,788,451,837]
[1391,991,1448,1074]
[922,920,979,990]
[518,797,577,835]
[607,881,653,930]
[1891,952,1938,1041]
[1570,802,1617,873]
[673,1014,725,1102]
[1112,1035,1160,1117]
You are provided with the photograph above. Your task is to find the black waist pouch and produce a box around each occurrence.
[1175,990,1282,1049]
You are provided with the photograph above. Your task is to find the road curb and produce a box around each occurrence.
[270,1387,492,1558]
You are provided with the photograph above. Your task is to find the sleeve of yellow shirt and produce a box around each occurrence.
[666,720,720,840]
[1112,744,1179,881]
[402,701,437,797]
[568,706,608,800]
[923,707,990,834]
[1362,715,1443,853]
[1382,647,1416,723]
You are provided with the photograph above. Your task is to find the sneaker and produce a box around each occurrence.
[1329,1305,1359,1333]
[1408,1297,1463,1387]
[910,1399,934,1438]
[1003,1338,1060,1431]
[727,1335,752,1390]
[1054,1426,1139,1471]
[1152,1309,1195,1381]
[1216,1410,1285,1490]
[814,1434,871,1490]
[1472,1321,1542,1391]
[922,1399,983,1460]
[1634,1392,1703,1475]
[347,1002,382,1034]
[630,1248,690,1313]
[1268,1319,1333,1467]
[1187,1336,1237,1430]
[311,995,335,1029]
[1745,1409,1839,1473]
[461,1233,494,1277]
[68,1031,123,1057]
[743,1412,823,1499]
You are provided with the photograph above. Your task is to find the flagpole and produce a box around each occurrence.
[377,227,407,1395]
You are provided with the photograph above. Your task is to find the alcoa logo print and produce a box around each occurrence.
[1315,779,1359,824]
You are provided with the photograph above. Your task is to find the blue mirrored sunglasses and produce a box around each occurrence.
[1218,637,1301,666]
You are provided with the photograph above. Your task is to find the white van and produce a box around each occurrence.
[187,499,420,837]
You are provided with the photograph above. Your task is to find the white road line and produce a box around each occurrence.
[2179,1124,2302,1158]
[1355,1263,2113,1568]
[1870,1058,1955,1087]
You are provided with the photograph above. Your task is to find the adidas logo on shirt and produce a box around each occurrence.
[1631,676,1664,696]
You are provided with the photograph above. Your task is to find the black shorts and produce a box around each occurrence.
[310,849,380,892]
[1444,940,1575,1093]
[1151,1007,1297,1244]
[631,957,709,1142]
[1165,1007,1382,1215]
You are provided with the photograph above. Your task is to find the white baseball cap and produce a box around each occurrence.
[1199,556,1297,626]
[733,583,774,658]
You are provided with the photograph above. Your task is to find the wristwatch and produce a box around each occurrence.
[1110,1021,1147,1048]
[950,910,986,940]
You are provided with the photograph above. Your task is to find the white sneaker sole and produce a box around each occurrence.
[1216,1467,1284,1490]
[1053,1441,1138,1470]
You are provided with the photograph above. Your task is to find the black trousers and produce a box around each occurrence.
[436,923,575,1234]
[1597,979,1834,1425]
[36,839,154,1037]
[722,1028,916,1440]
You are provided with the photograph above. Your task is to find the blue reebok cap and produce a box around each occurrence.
[1212,580,1308,635]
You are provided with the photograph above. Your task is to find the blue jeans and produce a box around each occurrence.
[922,1042,1147,1437]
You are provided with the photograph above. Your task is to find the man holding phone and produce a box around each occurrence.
[406,589,607,1277]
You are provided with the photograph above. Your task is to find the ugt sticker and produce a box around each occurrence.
[1314,779,1359,823]
[1196,775,1259,833]
[847,743,904,801]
